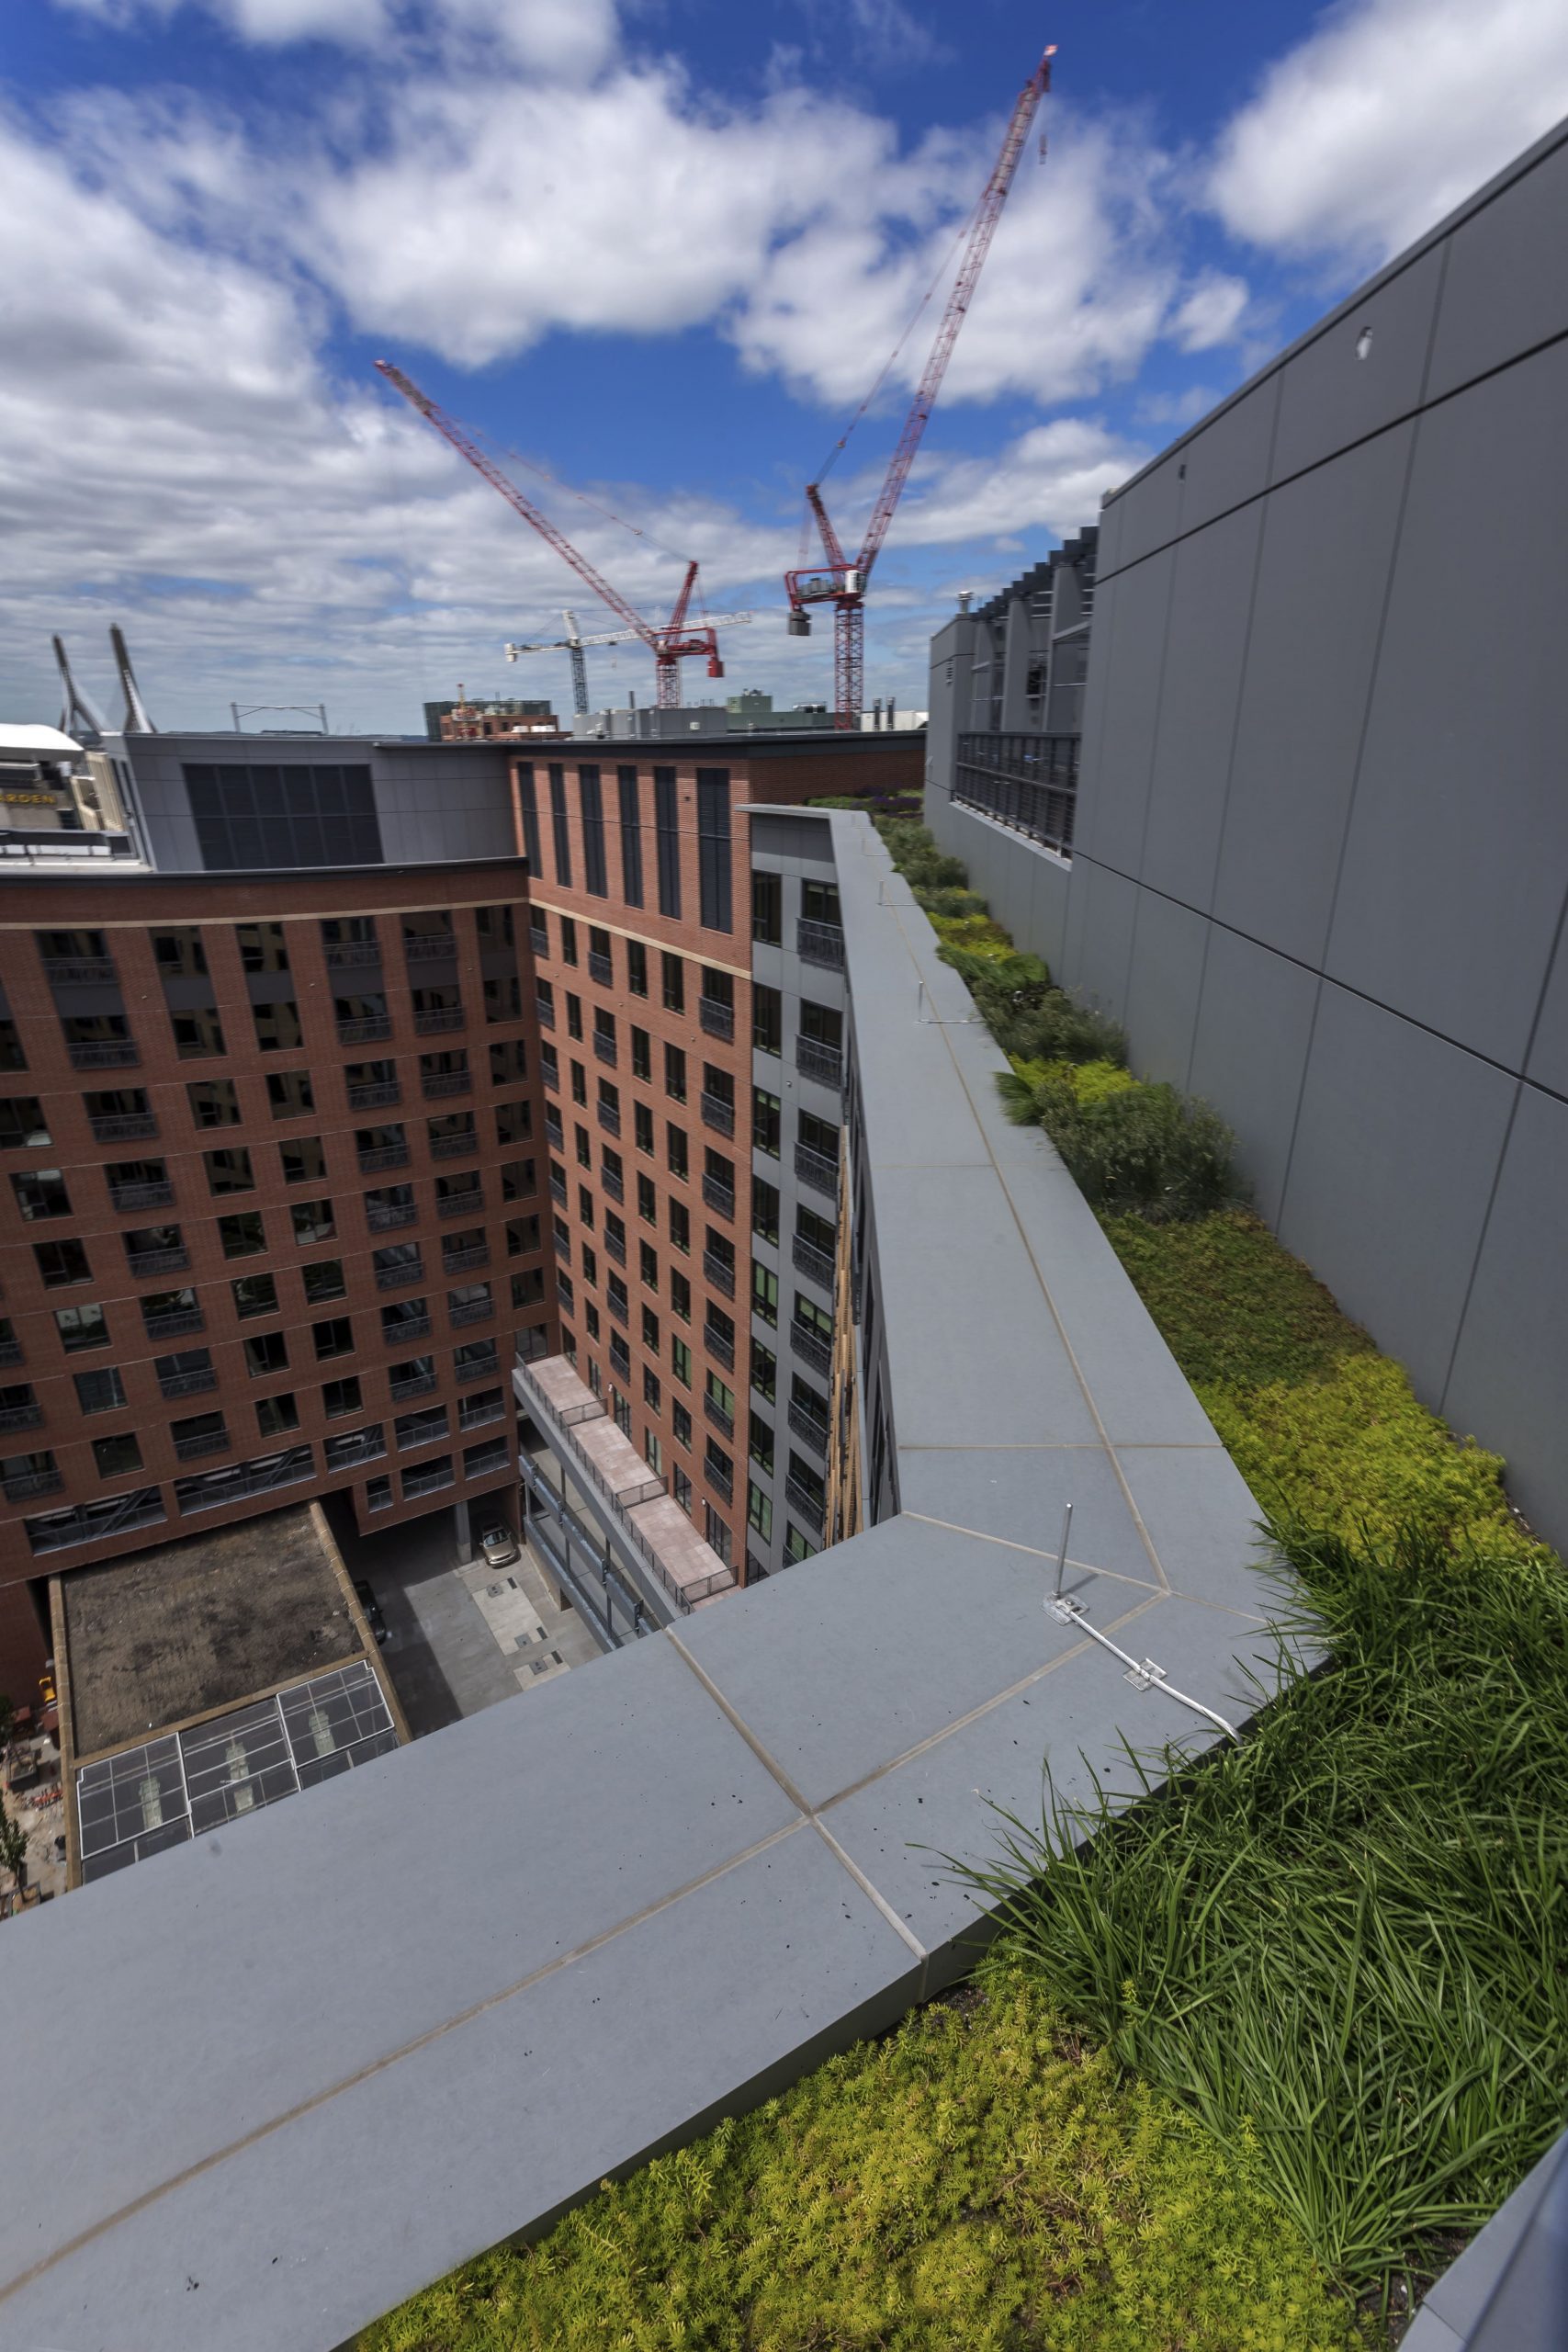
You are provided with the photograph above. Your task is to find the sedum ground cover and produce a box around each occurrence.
[360,818,1564,2348]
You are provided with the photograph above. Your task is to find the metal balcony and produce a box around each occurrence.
[415,1007,465,1035]
[548,1171,568,1205]
[702,1250,735,1297]
[375,1260,424,1290]
[323,940,380,969]
[601,1164,624,1203]
[429,1130,478,1159]
[458,1396,505,1431]
[443,1242,490,1272]
[4,1467,62,1499]
[422,1070,472,1098]
[455,1354,498,1385]
[541,1061,560,1096]
[596,1101,621,1136]
[158,1366,217,1399]
[795,919,845,969]
[463,1442,510,1478]
[705,1458,734,1504]
[793,1236,835,1290]
[366,1203,416,1232]
[699,1090,735,1137]
[705,1324,735,1371]
[953,729,1079,856]
[127,1246,189,1278]
[698,998,734,1040]
[402,1463,456,1497]
[109,1180,175,1212]
[337,1016,392,1045]
[383,1313,431,1343]
[607,1288,629,1327]
[535,998,557,1029]
[437,1189,483,1218]
[551,1231,570,1265]
[789,1321,831,1377]
[389,1372,437,1402]
[588,951,613,987]
[795,1037,842,1090]
[592,1033,617,1067]
[448,1295,493,1327]
[357,1142,410,1172]
[0,1341,25,1368]
[348,1081,400,1111]
[326,1430,387,1469]
[784,1475,826,1532]
[604,1227,626,1266]
[794,1142,838,1199]
[0,1402,42,1432]
[703,1395,734,1441]
[701,1175,735,1219]
[43,955,118,984]
[90,1112,157,1142]
[787,1403,829,1457]
[69,1039,138,1069]
[175,1430,231,1462]
[403,934,456,964]
[144,1307,204,1340]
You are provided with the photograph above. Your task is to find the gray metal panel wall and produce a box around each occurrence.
[922,111,1568,1555]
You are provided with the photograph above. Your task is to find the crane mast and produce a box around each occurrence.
[784,44,1055,727]
[377,360,728,709]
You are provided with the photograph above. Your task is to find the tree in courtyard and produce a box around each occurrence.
[0,1803,29,1902]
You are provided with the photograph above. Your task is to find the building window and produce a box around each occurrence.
[671,1269,691,1323]
[245,1331,289,1376]
[617,767,643,906]
[626,939,648,997]
[516,766,542,870]
[705,1504,732,1564]
[752,1179,780,1247]
[802,878,841,926]
[669,1199,690,1254]
[257,1393,300,1439]
[74,1367,126,1415]
[265,1071,315,1122]
[749,1410,774,1474]
[0,1019,25,1072]
[671,1336,692,1387]
[580,765,607,896]
[322,1375,362,1419]
[184,761,381,868]
[645,1430,663,1477]
[660,950,684,1012]
[57,1302,109,1352]
[548,763,572,886]
[254,1001,304,1053]
[751,869,782,945]
[291,1199,335,1245]
[559,914,578,966]
[664,1043,687,1102]
[752,1263,779,1325]
[752,983,782,1056]
[367,1475,393,1511]
[654,767,681,916]
[34,1238,90,1289]
[696,770,731,932]
[93,1430,143,1479]
[187,1078,240,1128]
[303,1259,347,1305]
[238,921,289,973]
[11,1168,71,1221]
[642,1363,661,1412]
[750,1340,776,1401]
[635,1102,655,1156]
[170,1007,227,1059]
[784,1521,818,1565]
[748,1481,773,1544]
[667,1125,689,1181]
[630,1026,651,1082]
[0,1097,49,1150]
[753,1087,781,1157]
[204,1146,254,1195]
[313,1317,355,1361]
[231,1272,279,1318]
[673,1464,692,1511]
[219,1211,266,1259]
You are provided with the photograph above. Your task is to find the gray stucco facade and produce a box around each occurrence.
[928,111,1568,1555]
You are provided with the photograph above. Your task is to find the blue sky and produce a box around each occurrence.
[4,0,1566,731]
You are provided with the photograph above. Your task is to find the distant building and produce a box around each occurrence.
[425,697,561,743]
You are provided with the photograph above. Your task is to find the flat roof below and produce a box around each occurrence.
[60,1504,366,1760]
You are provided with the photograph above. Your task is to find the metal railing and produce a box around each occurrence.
[548,1171,568,1205]
[69,1039,138,1069]
[795,1037,842,1089]
[429,1130,478,1159]
[326,1430,386,1469]
[159,1366,217,1398]
[601,1165,624,1203]
[596,1101,621,1136]
[127,1246,189,1278]
[382,1313,431,1342]
[704,1395,734,1441]
[607,1288,629,1327]
[592,1033,617,1066]
[337,1015,391,1045]
[144,1307,204,1340]
[0,1403,43,1432]
[463,1442,509,1478]
[4,1467,62,1499]
[705,1323,735,1371]
[437,1188,483,1218]
[415,1007,465,1035]
[795,919,844,969]
[448,1295,493,1327]
[43,956,118,984]
[699,1090,735,1136]
[588,951,613,987]
[91,1112,157,1142]
[604,1228,626,1266]
[423,1070,472,1098]
[389,1372,437,1402]
[535,997,557,1031]
[443,1242,489,1272]
[403,934,456,963]
[787,1402,829,1457]
[109,1180,174,1212]
[175,1429,231,1461]
[794,1142,838,1199]
[790,1321,831,1377]
[698,998,734,1039]
[175,1449,313,1512]
[402,1463,456,1497]
[701,1175,735,1218]
[702,1249,735,1297]
[705,1459,734,1504]
[792,1236,835,1290]
[0,1341,23,1369]
[953,729,1079,856]
[458,1396,505,1430]
[784,1475,826,1532]
[366,1203,416,1231]
[348,1082,400,1110]
[357,1142,409,1171]
[323,940,380,969]
[375,1260,424,1289]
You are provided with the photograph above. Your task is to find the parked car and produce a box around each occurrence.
[479,1524,519,1568]
[353,1578,389,1645]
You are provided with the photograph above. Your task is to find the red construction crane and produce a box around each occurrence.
[377,359,728,709]
[784,45,1056,728]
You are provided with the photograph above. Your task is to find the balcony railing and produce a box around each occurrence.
[704,1395,734,1441]
[448,1295,493,1327]
[699,1090,735,1137]
[552,1231,570,1265]
[705,1323,735,1371]
[175,1430,231,1462]
[541,1061,559,1096]
[159,1367,217,1399]
[787,1402,829,1457]
[784,1475,826,1532]
[548,1172,568,1207]
[794,1142,838,1199]
[367,1203,416,1232]
[535,997,557,1030]
[458,1396,505,1431]
[415,1007,465,1035]
[403,934,456,964]
[402,1462,457,1497]
[455,1354,498,1385]
[43,955,118,984]
[375,1260,424,1290]
[337,1015,392,1045]
[793,1236,835,1290]
[444,1241,490,1273]
[109,1180,175,1212]
[389,1372,437,1402]
[91,1112,157,1142]
[4,1467,62,1499]
[705,1459,734,1504]
[701,1175,735,1219]
[607,1289,629,1328]
[323,939,381,969]
[698,998,734,1040]
[0,1403,43,1432]
[437,1189,483,1219]
[953,729,1079,856]
[790,1321,832,1377]
[463,1442,509,1479]
[144,1307,204,1340]
[795,919,844,969]
[429,1130,478,1159]
[69,1039,138,1069]
[25,1487,166,1553]
[702,1250,735,1298]
[604,1227,626,1267]
[588,951,613,987]
[0,1341,25,1369]
[383,1314,431,1343]
[326,1430,387,1469]
[601,1164,624,1203]
[423,1070,472,1099]
[592,1033,616,1067]
[357,1142,410,1172]
[795,1037,842,1090]
[596,1102,621,1136]
[348,1081,400,1110]
[127,1246,189,1278]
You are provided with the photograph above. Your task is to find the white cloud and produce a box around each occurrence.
[53,0,617,73]
[874,417,1145,548]
[1208,0,1568,264]
[1168,271,1249,352]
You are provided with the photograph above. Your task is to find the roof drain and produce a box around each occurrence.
[1045,1500,1240,1743]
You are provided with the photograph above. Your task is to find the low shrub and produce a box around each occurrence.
[1005,1056,1138,1107]
[358,1976,1357,2352]
[969,1518,1568,2299]
[1032,1078,1242,1221]
[910,883,990,920]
